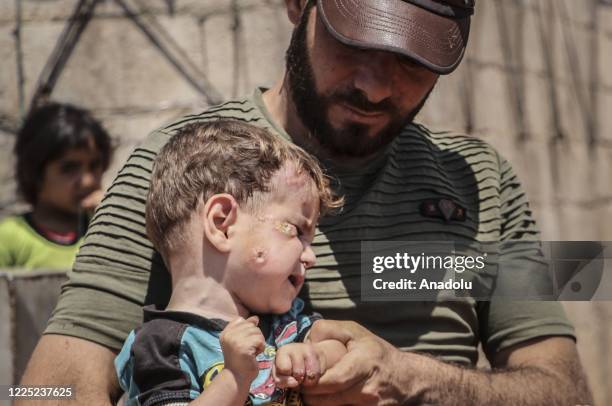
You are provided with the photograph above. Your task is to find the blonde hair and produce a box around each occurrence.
[146,119,342,257]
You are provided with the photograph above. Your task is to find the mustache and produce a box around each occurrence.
[330,88,396,114]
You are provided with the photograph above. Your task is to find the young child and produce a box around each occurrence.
[115,119,345,405]
[0,102,113,269]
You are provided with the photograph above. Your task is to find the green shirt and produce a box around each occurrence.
[45,89,574,365]
[0,215,81,270]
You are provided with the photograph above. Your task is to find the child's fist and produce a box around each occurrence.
[273,342,324,389]
[220,316,265,383]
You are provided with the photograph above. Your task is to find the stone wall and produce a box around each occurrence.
[0,0,610,404]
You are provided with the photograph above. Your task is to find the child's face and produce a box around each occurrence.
[225,166,320,315]
[37,138,104,215]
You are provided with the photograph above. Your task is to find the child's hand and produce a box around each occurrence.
[273,342,324,389]
[220,316,265,384]
[80,189,104,213]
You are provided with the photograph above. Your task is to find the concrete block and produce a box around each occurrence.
[18,20,67,109]
[466,0,505,66]
[0,275,14,386]
[522,72,555,141]
[556,203,601,240]
[559,24,593,94]
[589,145,612,203]
[0,25,21,119]
[98,107,196,178]
[201,11,237,98]
[602,4,612,38]
[471,66,518,137]
[521,5,548,75]
[549,140,597,206]
[556,82,589,143]
[599,30,612,89]
[1,1,80,24]
[0,132,18,218]
[560,0,597,28]
[128,0,281,17]
[51,17,201,111]
[506,139,555,208]
[548,8,593,87]
[563,301,612,406]
[598,202,612,240]
[529,202,561,240]
[419,66,468,132]
[240,4,292,90]
[598,89,612,144]
[12,271,67,384]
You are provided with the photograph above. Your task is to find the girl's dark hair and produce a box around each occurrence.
[15,102,113,205]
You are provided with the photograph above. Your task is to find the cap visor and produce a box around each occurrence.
[318,0,470,74]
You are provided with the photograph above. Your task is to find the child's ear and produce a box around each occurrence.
[202,194,238,253]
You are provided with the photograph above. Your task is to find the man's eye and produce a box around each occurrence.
[397,54,423,69]
[275,222,298,237]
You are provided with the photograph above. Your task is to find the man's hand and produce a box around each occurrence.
[17,334,121,405]
[303,320,593,406]
[220,316,265,385]
[273,342,323,388]
[301,320,412,405]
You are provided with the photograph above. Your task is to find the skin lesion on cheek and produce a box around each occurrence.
[252,247,267,265]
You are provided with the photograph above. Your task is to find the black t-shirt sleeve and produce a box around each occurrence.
[130,318,198,406]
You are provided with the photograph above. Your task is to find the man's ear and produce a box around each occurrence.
[285,0,309,25]
[202,194,238,253]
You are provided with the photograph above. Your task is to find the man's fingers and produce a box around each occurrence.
[308,319,366,345]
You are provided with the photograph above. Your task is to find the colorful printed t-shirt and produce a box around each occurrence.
[115,299,318,406]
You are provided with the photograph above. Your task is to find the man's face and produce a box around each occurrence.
[286,3,439,158]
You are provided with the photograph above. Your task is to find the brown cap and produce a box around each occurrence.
[317,0,474,74]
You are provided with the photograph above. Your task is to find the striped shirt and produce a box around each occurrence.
[46,88,574,365]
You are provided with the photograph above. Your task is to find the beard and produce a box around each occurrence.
[285,3,432,158]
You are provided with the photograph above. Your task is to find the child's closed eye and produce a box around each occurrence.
[275,221,298,237]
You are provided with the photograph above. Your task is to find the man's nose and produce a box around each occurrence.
[352,51,395,104]
[301,245,316,270]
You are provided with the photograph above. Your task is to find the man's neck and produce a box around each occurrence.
[262,76,310,147]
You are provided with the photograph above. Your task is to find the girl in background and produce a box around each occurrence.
[0,102,113,269]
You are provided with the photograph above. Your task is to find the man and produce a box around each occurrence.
[20,0,592,405]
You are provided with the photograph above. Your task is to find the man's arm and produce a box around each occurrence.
[302,320,592,406]
[17,335,121,406]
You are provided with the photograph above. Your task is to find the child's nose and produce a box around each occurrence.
[80,170,99,188]
[301,245,316,270]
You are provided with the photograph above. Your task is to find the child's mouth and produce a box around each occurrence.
[288,274,303,289]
